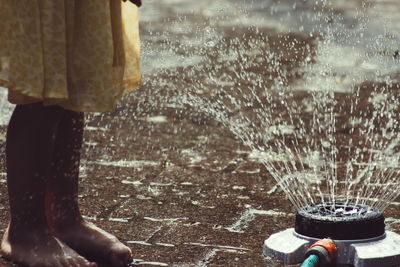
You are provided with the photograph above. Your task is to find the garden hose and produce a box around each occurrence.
[301,238,337,267]
[301,254,319,267]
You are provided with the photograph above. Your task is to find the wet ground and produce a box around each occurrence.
[1,0,400,266]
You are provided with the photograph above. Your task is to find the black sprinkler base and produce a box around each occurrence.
[294,203,385,240]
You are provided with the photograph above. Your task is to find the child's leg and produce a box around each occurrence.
[45,110,85,226]
[46,110,133,267]
[1,102,97,267]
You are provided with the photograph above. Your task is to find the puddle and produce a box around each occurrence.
[109,217,130,223]
[122,180,143,186]
[143,217,189,223]
[144,115,168,123]
[128,241,152,246]
[92,160,159,168]
[180,149,206,166]
[0,88,13,126]
[248,149,294,163]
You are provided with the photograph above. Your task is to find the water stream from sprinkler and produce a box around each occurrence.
[1,0,399,237]
[116,0,400,214]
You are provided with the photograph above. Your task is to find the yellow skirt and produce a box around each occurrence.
[0,0,141,112]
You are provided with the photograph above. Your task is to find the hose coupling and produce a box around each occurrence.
[304,238,337,266]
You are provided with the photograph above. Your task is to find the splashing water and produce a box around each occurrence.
[123,0,400,213]
[2,0,398,215]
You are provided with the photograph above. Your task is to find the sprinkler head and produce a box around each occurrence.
[295,203,385,240]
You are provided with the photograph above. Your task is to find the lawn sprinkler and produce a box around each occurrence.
[263,203,400,266]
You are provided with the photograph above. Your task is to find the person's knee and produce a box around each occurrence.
[15,102,66,122]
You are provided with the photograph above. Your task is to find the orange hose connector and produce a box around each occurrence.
[310,238,337,260]
[304,238,337,266]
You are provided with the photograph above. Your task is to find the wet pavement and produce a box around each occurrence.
[1,0,400,266]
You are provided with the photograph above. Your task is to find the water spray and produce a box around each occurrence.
[263,203,400,266]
